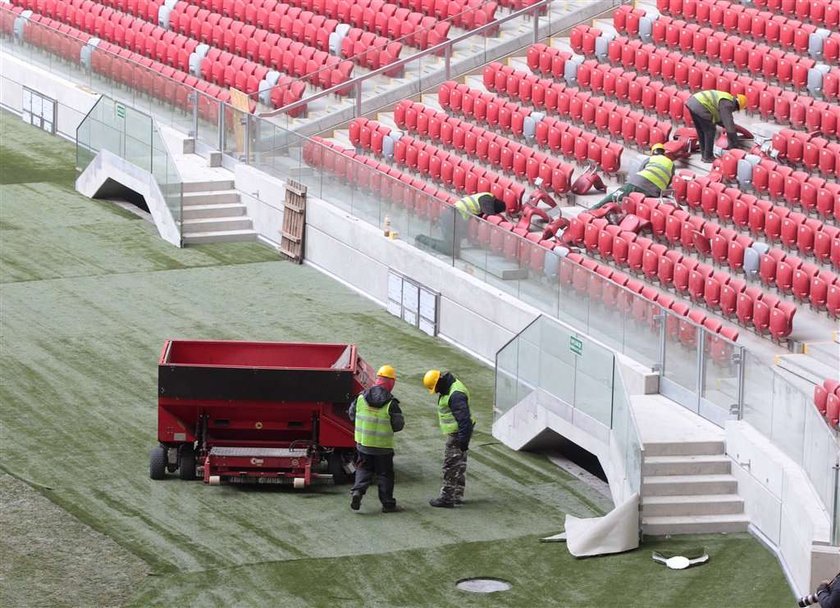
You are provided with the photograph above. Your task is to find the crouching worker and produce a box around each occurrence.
[416,192,506,256]
[349,365,404,513]
[592,143,674,210]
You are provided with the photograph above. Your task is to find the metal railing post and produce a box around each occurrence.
[655,308,667,375]
[444,44,452,81]
[734,346,745,420]
[355,81,362,118]
[191,92,198,138]
[244,112,251,164]
[695,327,706,413]
[532,7,540,43]
[832,461,840,545]
[218,100,224,152]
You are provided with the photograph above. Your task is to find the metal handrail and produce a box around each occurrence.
[258,0,560,118]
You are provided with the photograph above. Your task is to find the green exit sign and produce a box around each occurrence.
[570,336,583,356]
[115,103,126,119]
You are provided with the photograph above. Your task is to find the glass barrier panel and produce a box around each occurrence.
[701,332,740,422]
[662,319,700,397]
[741,352,775,438]
[495,333,522,419]
[801,403,838,514]
[574,335,615,426]
[538,319,576,406]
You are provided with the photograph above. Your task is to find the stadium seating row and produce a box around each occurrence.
[578,33,840,137]
[623,195,840,313]
[674,172,840,268]
[437,83,624,172]
[170,0,403,71]
[385,103,579,190]
[349,118,528,211]
[565,214,800,337]
[625,14,840,98]
[655,0,840,36]
[769,129,840,177]
[482,62,672,149]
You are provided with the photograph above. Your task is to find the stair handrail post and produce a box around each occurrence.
[832,459,840,546]
[734,346,745,421]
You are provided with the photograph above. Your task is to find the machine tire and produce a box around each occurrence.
[328,450,354,484]
[150,446,167,480]
[178,444,197,481]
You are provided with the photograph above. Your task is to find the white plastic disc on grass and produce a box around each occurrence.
[665,556,691,570]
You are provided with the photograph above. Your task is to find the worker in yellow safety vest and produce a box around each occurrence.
[415,192,506,256]
[686,90,747,162]
[348,364,404,513]
[593,143,675,209]
[423,370,476,508]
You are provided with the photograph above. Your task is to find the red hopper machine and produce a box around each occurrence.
[149,340,374,488]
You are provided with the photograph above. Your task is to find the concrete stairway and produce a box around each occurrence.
[776,334,839,388]
[641,440,750,536]
[180,180,256,245]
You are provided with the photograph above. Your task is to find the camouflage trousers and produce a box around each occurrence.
[440,434,468,502]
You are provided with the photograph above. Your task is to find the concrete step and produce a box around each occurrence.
[182,229,258,244]
[643,474,738,496]
[182,217,253,234]
[181,179,234,193]
[182,203,247,220]
[642,513,750,536]
[182,190,240,206]
[643,454,731,477]
[803,341,840,373]
[644,441,725,457]
[642,494,744,517]
[776,354,837,386]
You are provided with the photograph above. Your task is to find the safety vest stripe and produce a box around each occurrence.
[638,156,674,191]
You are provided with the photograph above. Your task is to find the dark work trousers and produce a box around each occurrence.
[688,108,717,161]
[351,452,396,508]
[415,212,469,257]
[439,435,468,502]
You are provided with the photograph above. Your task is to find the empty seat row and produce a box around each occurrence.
[770,129,840,177]
[95,0,163,22]
[305,136,460,207]
[720,144,840,219]
[382,0,498,30]
[635,15,840,97]
[586,34,839,137]
[557,251,743,359]
[565,215,798,338]
[165,3,361,84]
[483,62,672,149]
[625,195,840,311]
[349,119,527,211]
[438,82,624,173]
[388,101,578,190]
[675,173,840,268]
[718,147,840,213]
[637,2,840,62]
[657,0,840,31]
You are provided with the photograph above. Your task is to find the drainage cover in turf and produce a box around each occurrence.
[456,578,512,593]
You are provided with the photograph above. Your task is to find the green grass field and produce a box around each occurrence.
[0,110,794,607]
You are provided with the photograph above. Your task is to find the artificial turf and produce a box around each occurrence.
[0,110,794,606]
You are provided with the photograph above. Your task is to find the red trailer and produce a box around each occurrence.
[149,340,374,487]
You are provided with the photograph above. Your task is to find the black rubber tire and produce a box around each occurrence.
[328,450,354,484]
[150,446,167,480]
[178,444,196,481]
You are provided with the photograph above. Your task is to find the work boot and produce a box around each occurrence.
[429,497,455,508]
[350,492,362,511]
[454,498,464,506]
[381,503,400,513]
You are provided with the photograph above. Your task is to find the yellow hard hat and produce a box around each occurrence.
[651,143,666,154]
[423,369,441,394]
[736,94,747,110]
[377,364,397,380]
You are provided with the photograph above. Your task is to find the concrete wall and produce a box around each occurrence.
[304,195,540,362]
[0,53,98,142]
[76,149,181,247]
[235,164,286,248]
[727,421,835,595]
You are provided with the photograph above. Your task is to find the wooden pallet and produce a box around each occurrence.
[279,179,307,263]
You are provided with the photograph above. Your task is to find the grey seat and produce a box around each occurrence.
[736,159,753,189]
[639,16,654,43]
[743,247,760,277]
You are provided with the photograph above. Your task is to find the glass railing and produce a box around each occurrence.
[494,314,644,498]
[75,96,183,236]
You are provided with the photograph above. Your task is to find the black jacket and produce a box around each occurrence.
[437,372,474,449]
[348,385,404,454]
[818,576,840,608]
